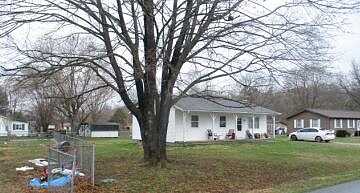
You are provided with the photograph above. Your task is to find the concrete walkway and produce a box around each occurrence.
[309,180,360,193]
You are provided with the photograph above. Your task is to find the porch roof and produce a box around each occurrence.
[174,97,280,115]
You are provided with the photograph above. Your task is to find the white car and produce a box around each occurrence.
[289,128,335,142]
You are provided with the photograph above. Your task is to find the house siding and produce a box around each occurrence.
[173,109,269,142]
[329,118,359,134]
[132,107,270,142]
[287,111,329,132]
[0,117,9,136]
[131,107,177,142]
[287,111,360,134]
[0,118,29,137]
[91,131,118,138]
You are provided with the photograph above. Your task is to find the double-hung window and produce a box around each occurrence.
[13,123,25,130]
[295,119,304,128]
[254,117,260,129]
[191,115,199,128]
[248,117,253,129]
[348,119,356,128]
[237,118,242,131]
[220,116,226,127]
[311,119,320,128]
[335,119,342,128]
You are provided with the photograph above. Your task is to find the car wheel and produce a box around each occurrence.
[290,135,297,141]
[315,136,322,143]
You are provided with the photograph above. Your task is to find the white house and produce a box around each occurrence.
[0,116,29,137]
[132,97,281,142]
[79,122,119,138]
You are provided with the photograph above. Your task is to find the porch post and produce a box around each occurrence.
[182,111,187,142]
[210,113,216,130]
[273,115,276,139]
[234,114,238,139]
[252,114,255,137]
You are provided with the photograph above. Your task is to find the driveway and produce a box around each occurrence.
[309,180,360,193]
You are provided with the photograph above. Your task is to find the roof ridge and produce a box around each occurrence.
[307,108,360,112]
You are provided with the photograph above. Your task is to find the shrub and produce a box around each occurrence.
[336,130,351,137]
[354,131,360,137]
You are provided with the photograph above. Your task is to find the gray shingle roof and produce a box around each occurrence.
[174,97,280,115]
[304,109,360,119]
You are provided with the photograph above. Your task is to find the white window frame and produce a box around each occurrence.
[294,119,304,128]
[335,119,342,128]
[236,117,242,131]
[191,115,199,128]
[310,119,320,128]
[13,123,25,130]
[219,116,226,128]
[348,119,355,128]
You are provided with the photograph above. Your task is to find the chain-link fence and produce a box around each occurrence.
[48,148,76,193]
[49,132,95,192]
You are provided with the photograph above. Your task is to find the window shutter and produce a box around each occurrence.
[340,119,343,128]
[310,119,312,127]
[318,119,321,128]
[294,120,297,128]
[301,119,304,128]
[334,119,337,128]
[354,120,356,128]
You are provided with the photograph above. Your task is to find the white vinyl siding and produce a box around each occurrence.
[335,119,342,128]
[91,131,118,138]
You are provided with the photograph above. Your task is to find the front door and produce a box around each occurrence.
[236,117,244,139]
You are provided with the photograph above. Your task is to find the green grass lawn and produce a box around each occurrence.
[334,136,360,144]
[2,137,360,193]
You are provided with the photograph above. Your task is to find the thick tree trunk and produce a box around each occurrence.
[136,98,171,167]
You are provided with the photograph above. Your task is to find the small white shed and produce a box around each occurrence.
[0,116,29,137]
[79,122,119,138]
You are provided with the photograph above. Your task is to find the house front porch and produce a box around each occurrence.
[173,110,276,142]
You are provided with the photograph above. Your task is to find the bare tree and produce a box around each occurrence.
[0,86,8,115]
[31,87,57,133]
[341,60,360,108]
[283,64,332,110]
[0,0,359,166]
[49,66,112,132]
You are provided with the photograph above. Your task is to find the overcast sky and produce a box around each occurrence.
[331,13,360,73]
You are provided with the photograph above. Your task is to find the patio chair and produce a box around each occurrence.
[226,129,235,140]
[213,133,220,140]
[207,129,213,140]
[246,130,253,139]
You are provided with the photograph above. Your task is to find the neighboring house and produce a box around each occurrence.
[0,115,29,137]
[286,108,360,134]
[275,121,288,135]
[79,122,119,138]
[132,97,281,142]
[59,122,72,132]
